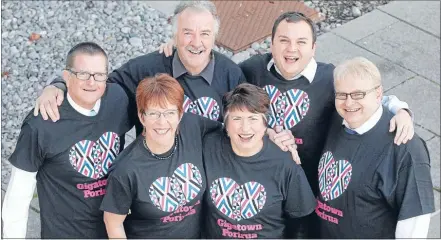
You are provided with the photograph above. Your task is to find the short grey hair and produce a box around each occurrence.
[171,1,220,38]
[333,57,382,87]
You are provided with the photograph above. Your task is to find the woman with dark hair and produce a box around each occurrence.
[99,73,222,238]
[202,83,316,238]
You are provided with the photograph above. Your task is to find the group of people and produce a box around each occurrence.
[2,1,435,239]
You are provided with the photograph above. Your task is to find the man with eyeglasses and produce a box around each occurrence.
[316,57,434,239]
[236,11,416,238]
[2,42,133,238]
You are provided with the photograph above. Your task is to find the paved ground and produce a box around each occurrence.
[1,1,439,238]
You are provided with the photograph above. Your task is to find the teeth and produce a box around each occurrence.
[188,49,203,55]
[239,134,253,139]
[155,129,169,135]
[346,109,359,112]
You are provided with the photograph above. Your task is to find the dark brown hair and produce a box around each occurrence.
[271,11,317,45]
[222,83,270,125]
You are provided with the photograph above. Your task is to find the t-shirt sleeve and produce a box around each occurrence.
[8,123,44,172]
[283,163,317,218]
[389,142,435,220]
[200,115,223,137]
[100,172,134,215]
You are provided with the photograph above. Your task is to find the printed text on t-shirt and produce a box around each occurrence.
[315,198,343,224]
[161,200,200,223]
[217,219,262,239]
[76,179,107,198]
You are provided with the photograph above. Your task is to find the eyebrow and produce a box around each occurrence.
[277,35,309,41]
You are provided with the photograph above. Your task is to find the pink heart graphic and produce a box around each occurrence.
[318,151,353,201]
[149,163,203,212]
[264,85,310,129]
[210,178,266,221]
[69,132,120,179]
[183,95,220,120]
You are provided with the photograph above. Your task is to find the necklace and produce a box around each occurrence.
[143,135,178,160]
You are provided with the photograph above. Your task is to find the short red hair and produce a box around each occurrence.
[136,73,184,114]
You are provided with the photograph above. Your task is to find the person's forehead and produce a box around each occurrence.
[275,20,312,36]
[146,103,178,111]
[178,8,214,26]
[228,109,261,116]
[335,76,372,90]
[72,54,106,67]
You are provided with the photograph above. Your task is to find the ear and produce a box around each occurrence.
[138,111,145,125]
[62,70,70,87]
[377,85,383,102]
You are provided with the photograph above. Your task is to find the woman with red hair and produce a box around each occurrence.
[100,73,221,238]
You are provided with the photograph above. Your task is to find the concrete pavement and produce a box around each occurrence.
[2,1,439,238]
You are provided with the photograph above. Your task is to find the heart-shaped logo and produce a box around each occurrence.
[183,95,220,120]
[210,178,266,221]
[318,151,353,201]
[264,85,310,129]
[69,132,120,179]
[149,163,203,212]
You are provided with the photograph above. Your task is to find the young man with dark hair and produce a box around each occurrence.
[238,11,415,238]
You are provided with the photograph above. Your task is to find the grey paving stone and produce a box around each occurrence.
[356,21,440,84]
[427,137,440,189]
[385,76,440,136]
[415,125,435,142]
[124,127,136,148]
[30,190,40,212]
[26,209,41,239]
[378,1,440,37]
[315,33,416,91]
[331,9,398,42]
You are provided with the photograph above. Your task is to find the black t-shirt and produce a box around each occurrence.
[202,130,316,239]
[316,108,435,238]
[104,50,245,134]
[8,84,133,239]
[100,113,222,239]
[181,74,222,121]
[240,54,335,196]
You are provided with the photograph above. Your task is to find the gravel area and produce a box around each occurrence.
[1,0,390,189]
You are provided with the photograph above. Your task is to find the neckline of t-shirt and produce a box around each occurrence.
[225,135,269,162]
[63,88,107,122]
[268,66,311,87]
[340,115,385,140]
[141,134,179,160]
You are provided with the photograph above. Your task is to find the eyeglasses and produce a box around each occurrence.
[143,109,179,120]
[335,85,380,100]
[65,69,108,82]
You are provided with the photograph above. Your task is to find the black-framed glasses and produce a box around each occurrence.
[65,69,108,82]
[335,85,380,100]
[143,109,179,120]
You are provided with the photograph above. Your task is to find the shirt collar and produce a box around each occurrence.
[342,105,383,135]
[267,57,317,83]
[172,51,215,85]
[67,93,101,116]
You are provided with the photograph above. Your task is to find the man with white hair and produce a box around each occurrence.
[33,0,299,159]
[316,57,434,238]
[34,1,243,130]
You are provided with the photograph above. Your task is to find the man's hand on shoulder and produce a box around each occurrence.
[33,85,64,122]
